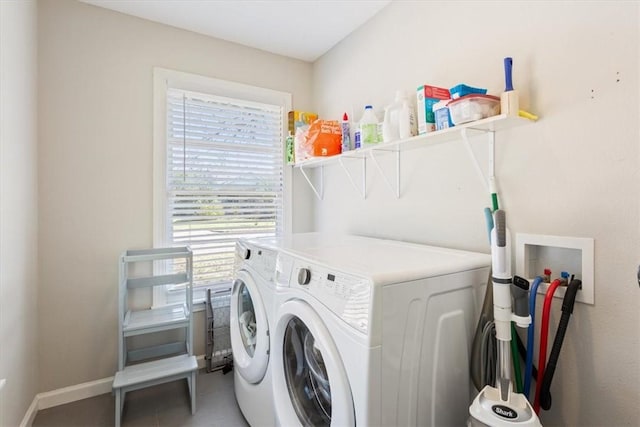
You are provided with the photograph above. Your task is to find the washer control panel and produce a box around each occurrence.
[276,253,372,334]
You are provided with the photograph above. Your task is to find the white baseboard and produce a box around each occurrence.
[19,354,208,426]
[37,376,114,410]
[19,377,112,427]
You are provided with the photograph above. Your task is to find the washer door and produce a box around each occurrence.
[272,299,355,427]
[230,269,269,384]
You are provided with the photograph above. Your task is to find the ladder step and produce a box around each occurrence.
[122,247,191,263]
[126,273,188,289]
[113,355,197,389]
[123,304,188,334]
[127,341,187,363]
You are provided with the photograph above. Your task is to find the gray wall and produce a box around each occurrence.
[37,0,313,392]
[0,1,40,426]
[311,1,639,426]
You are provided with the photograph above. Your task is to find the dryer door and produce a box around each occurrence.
[230,269,270,384]
[272,299,355,427]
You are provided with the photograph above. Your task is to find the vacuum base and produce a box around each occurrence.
[468,385,542,427]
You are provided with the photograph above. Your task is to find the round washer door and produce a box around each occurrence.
[272,299,355,427]
[230,269,270,384]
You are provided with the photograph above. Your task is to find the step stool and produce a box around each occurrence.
[112,354,197,427]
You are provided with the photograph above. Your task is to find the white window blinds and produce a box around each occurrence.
[165,88,284,289]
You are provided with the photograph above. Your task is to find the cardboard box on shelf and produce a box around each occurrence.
[288,111,318,136]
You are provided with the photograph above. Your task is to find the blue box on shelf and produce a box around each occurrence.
[450,84,487,99]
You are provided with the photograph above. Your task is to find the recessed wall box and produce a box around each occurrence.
[515,233,594,305]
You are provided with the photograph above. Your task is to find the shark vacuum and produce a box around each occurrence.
[468,210,541,427]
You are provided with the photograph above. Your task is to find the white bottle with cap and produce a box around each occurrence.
[383,91,416,142]
[382,91,403,143]
[398,98,417,139]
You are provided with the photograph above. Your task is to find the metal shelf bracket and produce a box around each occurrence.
[460,128,494,193]
[338,156,367,198]
[299,164,324,200]
[369,149,400,198]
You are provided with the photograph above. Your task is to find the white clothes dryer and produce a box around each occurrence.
[231,239,278,426]
[269,233,491,427]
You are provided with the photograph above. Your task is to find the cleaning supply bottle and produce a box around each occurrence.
[360,105,378,145]
[398,98,416,139]
[341,112,351,153]
[383,91,416,142]
[285,131,294,165]
[382,91,403,143]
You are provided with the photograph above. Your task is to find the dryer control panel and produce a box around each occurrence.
[276,253,372,335]
[236,242,277,283]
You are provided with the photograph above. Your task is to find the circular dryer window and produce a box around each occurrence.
[230,271,269,384]
[283,317,332,426]
[237,282,257,357]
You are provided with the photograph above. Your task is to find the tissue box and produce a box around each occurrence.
[416,85,450,134]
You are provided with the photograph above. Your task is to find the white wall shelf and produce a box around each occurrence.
[293,114,535,200]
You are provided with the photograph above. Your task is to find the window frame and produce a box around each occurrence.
[152,67,292,307]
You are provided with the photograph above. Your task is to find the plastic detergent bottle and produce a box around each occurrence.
[341,112,351,152]
[383,91,403,143]
[360,105,378,145]
[398,98,416,140]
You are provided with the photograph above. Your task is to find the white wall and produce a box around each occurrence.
[37,0,313,392]
[0,1,40,425]
[312,1,639,426]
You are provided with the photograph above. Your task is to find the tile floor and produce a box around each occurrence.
[33,369,249,427]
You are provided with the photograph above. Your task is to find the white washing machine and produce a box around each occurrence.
[269,233,491,427]
[231,239,279,426]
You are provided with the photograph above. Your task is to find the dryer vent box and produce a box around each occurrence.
[515,233,594,305]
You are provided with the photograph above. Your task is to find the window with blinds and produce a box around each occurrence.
[163,87,285,296]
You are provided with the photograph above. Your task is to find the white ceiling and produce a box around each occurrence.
[81,0,392,62]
